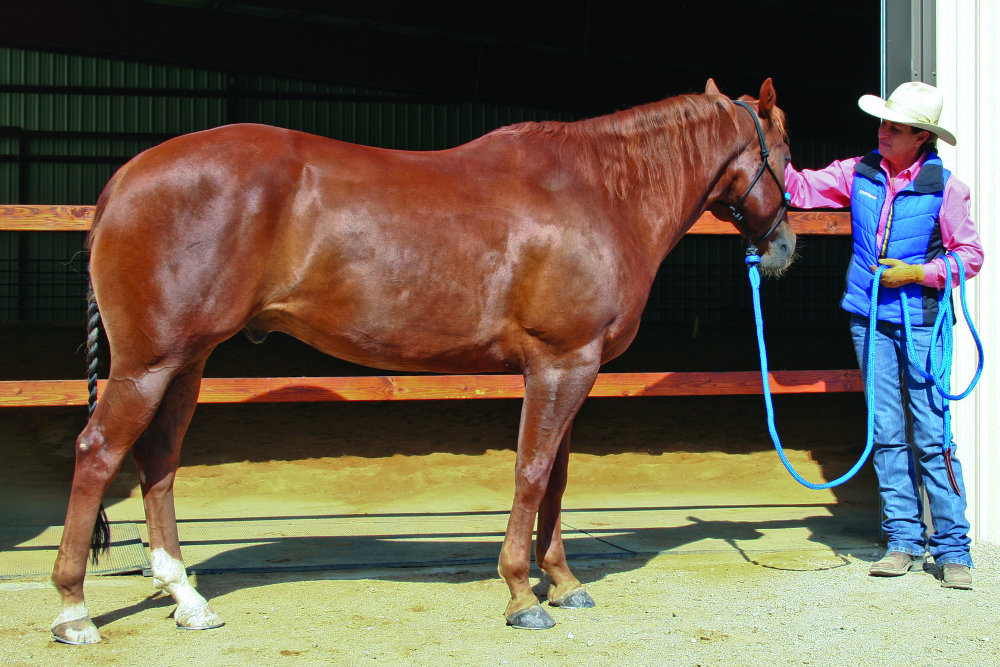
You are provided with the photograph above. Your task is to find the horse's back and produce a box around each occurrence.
[91,122,523,245]
[88,123,637,373]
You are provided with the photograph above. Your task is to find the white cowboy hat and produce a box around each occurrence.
[858,81,957,146]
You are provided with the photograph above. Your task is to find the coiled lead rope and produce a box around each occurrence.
[746,252,982,492]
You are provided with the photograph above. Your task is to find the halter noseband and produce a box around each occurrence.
[728,99,791,255]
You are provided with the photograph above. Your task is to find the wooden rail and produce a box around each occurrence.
[1,205,853,235]
[0,206,857,406]
[0,370,863,407]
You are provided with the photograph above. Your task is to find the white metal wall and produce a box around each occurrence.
[937,0,999,545]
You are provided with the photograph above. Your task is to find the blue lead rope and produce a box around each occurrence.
[899,254,984,459]
[745,254,882,489]
[900,254,984,401]
[745,252,983,490]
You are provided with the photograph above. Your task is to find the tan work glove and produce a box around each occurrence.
[871,258,925,288]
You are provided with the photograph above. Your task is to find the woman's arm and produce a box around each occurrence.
[922,177,984,287]
[784,157,861,209]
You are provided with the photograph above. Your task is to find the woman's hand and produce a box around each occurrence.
[871,258,925,287]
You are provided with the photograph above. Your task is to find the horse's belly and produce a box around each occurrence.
[304,336,516,375]
[252,310,518,374]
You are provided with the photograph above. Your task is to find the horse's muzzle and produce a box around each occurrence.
[758,226,796,277]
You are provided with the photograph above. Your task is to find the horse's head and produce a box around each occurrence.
[707,78,796,277]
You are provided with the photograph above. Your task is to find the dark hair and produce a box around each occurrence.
[909,125,938,154]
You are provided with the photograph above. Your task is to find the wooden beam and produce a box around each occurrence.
[685,210,852,236]
[0,206,95,232]
[0,370,863,407]
[0,205,851,235]
[0,204,857,408]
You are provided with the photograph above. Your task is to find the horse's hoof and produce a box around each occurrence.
[51,617,101,645]
[506,604,556,630]
[175,602,225,630]
[549,587,596,609]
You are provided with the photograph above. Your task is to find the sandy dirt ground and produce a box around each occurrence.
[1,324,997,665]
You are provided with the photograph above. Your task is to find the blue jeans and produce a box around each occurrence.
[849,314,973,567]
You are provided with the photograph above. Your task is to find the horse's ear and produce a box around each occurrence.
[758,78,776,116]
[705,78,721,95]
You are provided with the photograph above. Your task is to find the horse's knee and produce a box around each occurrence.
[513,468,552,508]
[74,425,102,457]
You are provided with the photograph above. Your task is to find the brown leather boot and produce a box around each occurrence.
[869,551,921,576]
[940,563,973,590]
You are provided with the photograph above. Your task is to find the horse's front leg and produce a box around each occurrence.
[535,424,595,609]
[499,352,599,629]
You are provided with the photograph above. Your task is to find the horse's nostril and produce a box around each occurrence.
[774,240,794,258]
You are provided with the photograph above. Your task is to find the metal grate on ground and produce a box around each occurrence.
[0,521,149,579]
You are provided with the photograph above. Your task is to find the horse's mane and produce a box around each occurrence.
[495,94,786,202]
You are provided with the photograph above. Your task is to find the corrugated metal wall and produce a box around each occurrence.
[0,47,579,321]
[1,45,858,325]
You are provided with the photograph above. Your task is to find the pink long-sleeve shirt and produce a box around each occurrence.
[784,154,983,288]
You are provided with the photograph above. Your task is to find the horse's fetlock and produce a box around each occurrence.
[539,555,568,575]
[497,554,529,584]
[150,548,188,587]
[150,548,212,608]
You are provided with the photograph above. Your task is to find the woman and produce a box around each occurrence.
[784,81,984,589]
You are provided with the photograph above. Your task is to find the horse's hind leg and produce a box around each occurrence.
[51,367,177,644]
[535,423,595,609]
[131,359,223,630]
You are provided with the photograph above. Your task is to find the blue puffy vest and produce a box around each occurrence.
[841,151,950,326]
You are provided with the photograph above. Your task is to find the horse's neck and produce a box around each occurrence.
[596,102,744,267]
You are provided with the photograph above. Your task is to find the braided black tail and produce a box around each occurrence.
[86,282,111,565]
[86,287,100,415]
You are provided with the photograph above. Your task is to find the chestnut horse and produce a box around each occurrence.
[51,78,794,642]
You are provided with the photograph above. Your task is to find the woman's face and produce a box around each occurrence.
[877,120,930,169]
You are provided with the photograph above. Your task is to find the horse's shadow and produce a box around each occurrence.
[91,591,176,629]
[178,508,876,603]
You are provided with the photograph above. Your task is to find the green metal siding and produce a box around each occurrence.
[0,46,579,320]
[1,45,857,326]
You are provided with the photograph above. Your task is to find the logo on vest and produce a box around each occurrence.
[857,190,878,201]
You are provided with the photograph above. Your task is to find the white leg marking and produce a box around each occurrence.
[150,548,224,629]
[51,600,101,644]
[52,601,89,625]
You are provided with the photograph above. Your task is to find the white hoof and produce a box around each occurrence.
[175,601,225,630]
[51,616,102,645]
